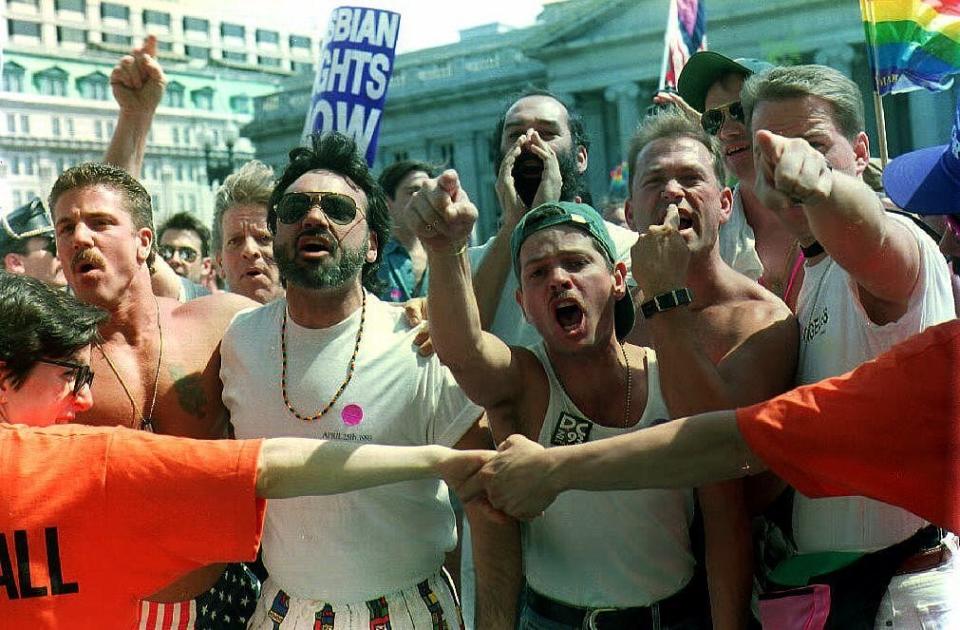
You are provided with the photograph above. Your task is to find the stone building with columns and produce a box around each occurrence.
[243,0,960,243]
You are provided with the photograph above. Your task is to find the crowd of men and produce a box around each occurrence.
[2,33,958,630]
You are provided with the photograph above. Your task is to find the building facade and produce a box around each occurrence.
[1,0,321,227]
[244,0,960,244]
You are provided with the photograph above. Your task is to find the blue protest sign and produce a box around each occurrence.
[303,6,401,166]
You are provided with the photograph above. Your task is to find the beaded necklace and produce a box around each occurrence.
[280,290,366,421]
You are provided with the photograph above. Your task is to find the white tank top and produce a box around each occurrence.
[523,343,696,607]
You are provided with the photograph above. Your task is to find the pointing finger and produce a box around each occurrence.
[664,205,681,230]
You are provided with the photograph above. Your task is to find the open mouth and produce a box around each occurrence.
[515,154,544,179]
[76,262,99,274]
[725,143,750,158]
[554,301,585,333]
[297,236,334,257]
[679,216,694,230]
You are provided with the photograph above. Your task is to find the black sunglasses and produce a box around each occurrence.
[701,101,745,136]
[159,245,200,263]
[275,192,361,225]
[36,358,94,396]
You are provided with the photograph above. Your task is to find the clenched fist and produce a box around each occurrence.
[110,35,167,115]
[409,170,478,253]
[753,129,834,212]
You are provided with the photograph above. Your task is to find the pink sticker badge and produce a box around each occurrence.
[341,404,364,426]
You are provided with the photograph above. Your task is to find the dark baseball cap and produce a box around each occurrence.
[0,198,54,248]
[511,201,635,340]
[677,51,775,113]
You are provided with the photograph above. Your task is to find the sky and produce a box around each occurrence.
[220,0,549,53]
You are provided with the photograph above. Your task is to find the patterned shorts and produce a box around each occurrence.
[138,563,261,629]
[248,570,464,630]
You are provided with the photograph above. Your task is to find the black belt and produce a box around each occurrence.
[523,581,700,630]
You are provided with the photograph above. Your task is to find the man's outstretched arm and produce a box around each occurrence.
[256,438,490,499]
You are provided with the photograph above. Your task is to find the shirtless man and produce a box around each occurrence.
[49,161,258,621]
[622,109,797,627]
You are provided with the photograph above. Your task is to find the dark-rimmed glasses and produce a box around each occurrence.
[36,358,94,396]
[701,101,745,136]
[159,245,200,263]
[275,192,361,225]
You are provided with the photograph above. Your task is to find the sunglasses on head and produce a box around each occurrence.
[275,192,361,225]
[159,245,200,263]
[701,101,745,136]
[36,358,94,396]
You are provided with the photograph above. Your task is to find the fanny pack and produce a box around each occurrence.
[761,526,942,630]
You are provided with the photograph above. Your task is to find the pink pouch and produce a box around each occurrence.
[758,584,831,630]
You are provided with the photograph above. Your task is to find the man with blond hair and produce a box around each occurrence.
[212,161,284,304]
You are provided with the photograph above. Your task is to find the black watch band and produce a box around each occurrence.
[640,288,693,319]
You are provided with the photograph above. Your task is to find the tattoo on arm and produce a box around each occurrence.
[169,365,208,419]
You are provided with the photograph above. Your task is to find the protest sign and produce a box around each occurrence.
[303,6,401,165]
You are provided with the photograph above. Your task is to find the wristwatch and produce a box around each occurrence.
[640,288,693,319]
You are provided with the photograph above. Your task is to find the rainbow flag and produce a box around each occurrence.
[861,0,960,95]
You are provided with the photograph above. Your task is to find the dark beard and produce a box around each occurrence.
[275,238,368,290]
[498,145,587,208]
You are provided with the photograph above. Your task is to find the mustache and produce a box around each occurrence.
[71,248,106,269]
[296,227,337,247]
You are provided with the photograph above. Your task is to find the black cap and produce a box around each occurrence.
[1,198,54,251]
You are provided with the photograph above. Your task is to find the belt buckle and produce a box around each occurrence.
[583,607,618,630]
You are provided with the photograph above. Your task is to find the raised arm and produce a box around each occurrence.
[104,35,166,177]
[754,130,920,322]
[409,170,530,411]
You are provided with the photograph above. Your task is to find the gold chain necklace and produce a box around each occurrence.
[280,290,366,422]
[97,297,163,432]
[555,341,632,427]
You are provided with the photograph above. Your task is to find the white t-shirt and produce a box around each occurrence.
[221,294,482,601]
[718,186,764,282]
[523,343,695,607]
[792,214,955,553]
[468,220,637,347]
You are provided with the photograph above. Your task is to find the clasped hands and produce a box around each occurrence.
[441,434,562,522]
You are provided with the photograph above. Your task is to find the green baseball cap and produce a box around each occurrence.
[511,201,635,340]
[677,51,775,113]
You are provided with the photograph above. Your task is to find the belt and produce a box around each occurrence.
[895,542,951,575]
[524,584,696,630]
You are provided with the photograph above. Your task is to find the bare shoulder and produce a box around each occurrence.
[172,293,260,333]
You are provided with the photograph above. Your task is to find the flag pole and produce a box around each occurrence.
[658,0,677,90]
[861,0,890,166]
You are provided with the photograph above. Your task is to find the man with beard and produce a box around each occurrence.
[0,197,67,287]
[469,89,638,348]
[212,161,285,304]
[219,132,517,629]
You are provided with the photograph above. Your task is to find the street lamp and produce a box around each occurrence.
[201,123,239,186]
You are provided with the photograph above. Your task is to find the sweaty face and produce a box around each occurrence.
[18,236,66,286]
[387,170,430,234]
[704,74,752,183]
[218,204,282,304]
[627,136,730,256]
[1,347,94,426]
[159,229,205,283]
[516,227,624,352]
[751,95,869,237]
[273,170,377,291]
[53,185,151,309]
[498,96,588,204]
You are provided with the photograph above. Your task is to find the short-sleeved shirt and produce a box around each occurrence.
[376,238,428,302]
[0,423,265,628]
[221,294,482,601]
[737,318,960,534]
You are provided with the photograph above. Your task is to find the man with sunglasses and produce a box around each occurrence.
[157,212,216,301]
[676,52,810,310]
[741,64,956,629]
[219,132,515,629]
[0,197,67,287]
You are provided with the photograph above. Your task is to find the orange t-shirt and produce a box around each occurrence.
[737,319,960,532]
[0,424,265,629]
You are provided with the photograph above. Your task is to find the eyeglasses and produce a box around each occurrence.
[701,101,745,136]
[159,245,200,263]
[36,358,94,396]
[275,192,362,225]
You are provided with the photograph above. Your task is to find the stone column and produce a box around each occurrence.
[604,82,641,154]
